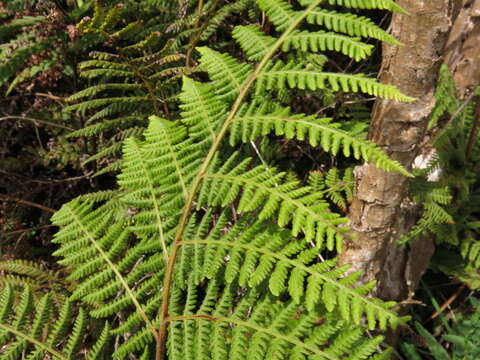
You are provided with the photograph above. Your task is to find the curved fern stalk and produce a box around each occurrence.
[0,285,110,360]
[157,0,340,355]
[156,0,410,358]
[165,279,392,360]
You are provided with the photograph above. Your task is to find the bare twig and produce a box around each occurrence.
[465,96,480,158]
[0,194,56,213]
[0,116,74,131]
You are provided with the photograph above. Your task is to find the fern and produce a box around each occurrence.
[166,278,393,360]
[4,0,416,358]
[0,260,65,296]
[0,285,110,359]
[65,1,191,171]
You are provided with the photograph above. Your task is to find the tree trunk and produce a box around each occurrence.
[340,0,456,301]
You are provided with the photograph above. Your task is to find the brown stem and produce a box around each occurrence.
[465,96,480,158]
[425,284,466,322]
[185,0,222,67]
[0,194,56,213]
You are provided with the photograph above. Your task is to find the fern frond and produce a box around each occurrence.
[232,25,276,61]
[200,0,253,41]
[51,200,160,346]
[308,169,354,211]
[230,103,411,175]
[197,47,253,100]
[0,285,110,360]
[178,219,406,330]
[179,77,227,146]
[300,0,408,13]
[199,153,348,247]
[257,60,415,101]
[283,30,374,61]
[166,279,392,360]
[256,0,298,31]
[306,9,401,44]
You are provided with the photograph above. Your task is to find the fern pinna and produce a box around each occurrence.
[1,0,413,359]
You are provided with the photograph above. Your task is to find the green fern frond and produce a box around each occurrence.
[229,103,411,175]
[0,260,64,296]
[178,218,406,329]
[256,0,298,31]
[306,9,401,44]
[199,153,348,247]
[166,279,392,360]
[0,285,110,360]
[200,0,253,41]
[308,169,355,211]
[300,0,408,14]
[232,25,276,61]
[399,186,454,244]
[179,77,227,146]
[283,30,374,61]
[257,60,415,101]
[197,47,253,100]
[51,200,161,347]
[0,260,60,285]
[429,63,461,129]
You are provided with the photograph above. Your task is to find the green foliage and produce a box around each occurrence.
[0,285,111,359]
[402,64,480,288]
[1,0,414,358]
[401,298,480,360]
[0,259,64,292]
[65,1,191,172]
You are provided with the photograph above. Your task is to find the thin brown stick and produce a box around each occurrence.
[0,116,74,131]
[465,96,480,158]
[7,224,55,236]
[426,284,466,322]
[0,194,56,213]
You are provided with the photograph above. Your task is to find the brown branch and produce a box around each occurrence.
[0,194,56,213]
[0,116,74,131]
[465,96,480,158]
[425,284,466,323]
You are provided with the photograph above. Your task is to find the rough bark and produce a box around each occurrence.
[339,0,456,301]
[443,0,480,97]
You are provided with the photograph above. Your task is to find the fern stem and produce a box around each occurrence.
[156,1,326,358]
[0,323,67,360]
[166,314,341,360]
[186,0,222,66]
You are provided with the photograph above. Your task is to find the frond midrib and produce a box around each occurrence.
[0,322,66,360]
[65,204,157,339]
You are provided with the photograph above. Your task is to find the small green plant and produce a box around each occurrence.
[401,297,480,360]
